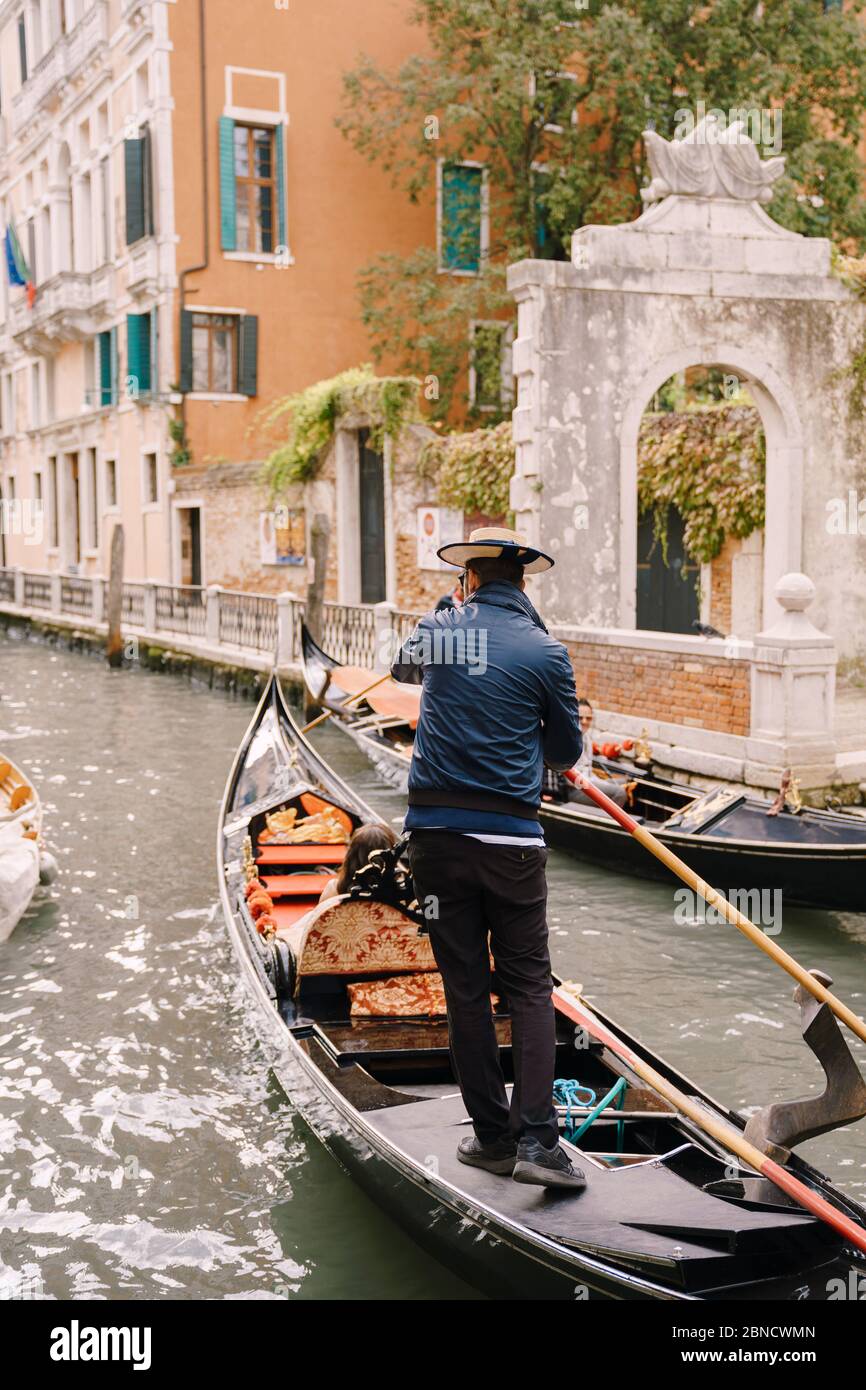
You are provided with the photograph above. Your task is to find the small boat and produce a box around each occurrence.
[0,752,44,941]
[301,624,866,914]
[218,673,866,1300]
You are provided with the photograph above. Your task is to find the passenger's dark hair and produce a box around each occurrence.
[335,822,398,893]
[466,554,524,586]
[577,696,593,712]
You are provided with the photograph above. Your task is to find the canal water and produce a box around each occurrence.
[1,633,865,1300]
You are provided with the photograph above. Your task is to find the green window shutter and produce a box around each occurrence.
[275,123,287,249]
[238,314,258,396]
[124,138,145,244]
[99,331,112,406]
[143,126,155,236]
[127,313,152,397]
[150,309,158,396]
[110,326,119,405]
[441,163,483,272]
[179,309,194,393]
[219,116,237,251]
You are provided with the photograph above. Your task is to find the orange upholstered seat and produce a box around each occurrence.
[256,844,347,867]
[261,873,333,897]
[270,898,323,932]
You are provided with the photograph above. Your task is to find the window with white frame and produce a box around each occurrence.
[470,321,514,412]
[143,452,158,506]
[438,161,487,274]
[104,458,117,510]
[85,447,98,550]
[48,456,58,548]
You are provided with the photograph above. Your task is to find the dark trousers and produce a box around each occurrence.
[406,831,559,1149]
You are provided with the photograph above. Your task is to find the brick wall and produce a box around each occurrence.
[709,537,735,635]
[564,639,750,736]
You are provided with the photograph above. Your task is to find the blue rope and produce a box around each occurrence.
[554,1076,628,1152]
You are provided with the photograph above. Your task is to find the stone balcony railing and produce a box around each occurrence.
[10,265,114,353]
[126,238,159,300]
[11,1,110,137]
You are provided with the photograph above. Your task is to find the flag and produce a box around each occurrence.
[4,222,29,288]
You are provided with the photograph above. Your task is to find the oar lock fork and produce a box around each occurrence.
[743,968,866,1164]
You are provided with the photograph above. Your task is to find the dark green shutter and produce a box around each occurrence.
[110,327,119,405]
[238,315,258,396]
[127,313,151,397]
[179,309,194,393]
[441,163,483,272]
[275,124,286,249]
[99,331,111,406]
[124,138,145,244]
[143,125,155,236]
[219,117,236,251]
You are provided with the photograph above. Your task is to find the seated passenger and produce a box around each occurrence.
[318,823,398,903]
[567,698,629,808]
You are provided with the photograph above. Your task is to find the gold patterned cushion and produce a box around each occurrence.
[296,899,437,978]
[347,971,448,1016]
[347,971,500,1018]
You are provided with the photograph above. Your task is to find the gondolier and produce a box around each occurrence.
[391,526,584,1188]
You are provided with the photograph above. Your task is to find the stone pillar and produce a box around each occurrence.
[50,571,62,614]
[373,600,396,673]
[276,592,296,666]
[205,584,222,646]
[142,580,157,632]
[91,575,105,624]
[13,566,24,607]
[747,573,837,789]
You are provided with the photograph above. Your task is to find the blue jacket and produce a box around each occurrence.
[391,582,581,819]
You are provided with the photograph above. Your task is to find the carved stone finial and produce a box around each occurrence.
[641,115,785,205]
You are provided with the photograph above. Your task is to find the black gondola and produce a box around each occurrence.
[300,623,866,914]
[218,674,866,1300]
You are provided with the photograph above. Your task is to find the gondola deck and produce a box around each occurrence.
[218,675,866,1300]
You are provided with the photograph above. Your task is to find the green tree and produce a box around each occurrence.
[340,0,866,421]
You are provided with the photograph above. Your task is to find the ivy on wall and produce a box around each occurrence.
[637,404,766,564]
[830,249,866,418]
[419,419,515,517]
[261,365,420,494]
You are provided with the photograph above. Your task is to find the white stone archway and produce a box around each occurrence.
[507,125,865,658]
[618,344,805,631]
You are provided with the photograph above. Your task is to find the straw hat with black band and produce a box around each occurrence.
[437,526,554,575]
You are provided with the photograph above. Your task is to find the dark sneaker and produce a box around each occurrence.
[457,1134,518,1175]
[512,1137,587,1190]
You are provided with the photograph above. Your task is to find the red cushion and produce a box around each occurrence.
[261,873,333,897]
[256,844,347,866]
[270,898,321,930]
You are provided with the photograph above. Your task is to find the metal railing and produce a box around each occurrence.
[218,590,278,653]
[0,566,427,669]
[319,602,378,667]
[155,585,206,639]
[122,583,147,626]
[61,576,94,617]
[23,572,52,609]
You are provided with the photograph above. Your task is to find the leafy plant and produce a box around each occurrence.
[168,415,192,468]
[339,0,866,420]
[637,404,765,564]
[420,419,516,516]
[261,365,421,494]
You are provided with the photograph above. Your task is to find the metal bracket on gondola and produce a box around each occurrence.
[743,969,866,1163]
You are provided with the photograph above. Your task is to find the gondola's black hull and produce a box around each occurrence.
[540,801,866,914]
[219,677,866,1301]
[336,723,866,914]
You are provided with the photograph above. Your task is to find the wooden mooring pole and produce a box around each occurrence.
[106,523,125,668]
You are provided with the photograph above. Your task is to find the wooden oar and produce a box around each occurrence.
[300,672,392,734]
[565,769,866,1048]
[553,983,866,1257]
